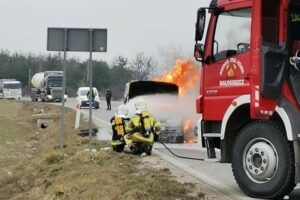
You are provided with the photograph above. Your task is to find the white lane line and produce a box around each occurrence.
[80,109,110,126]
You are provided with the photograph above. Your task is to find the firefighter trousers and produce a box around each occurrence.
[124,132,154,147]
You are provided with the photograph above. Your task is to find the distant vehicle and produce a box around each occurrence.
[76,87,100,109]
[123,80,184,143]
[30,71,67,102]
[0,79,22,100]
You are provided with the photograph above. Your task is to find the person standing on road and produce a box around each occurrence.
[106,89,112,110]
[87,89,95,101]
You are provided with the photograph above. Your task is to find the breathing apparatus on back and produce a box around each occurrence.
[134,99,152,136]
[112,105,129,136]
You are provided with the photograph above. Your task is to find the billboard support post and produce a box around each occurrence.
[47,28,107,150]
[88,29,93,150]
[59,29,68,149]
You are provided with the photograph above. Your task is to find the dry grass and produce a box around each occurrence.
[0,101,206,200]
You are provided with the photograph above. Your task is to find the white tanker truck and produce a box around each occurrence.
[30,71,67,102]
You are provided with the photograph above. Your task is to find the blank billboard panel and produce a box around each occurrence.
[47,28,107,52]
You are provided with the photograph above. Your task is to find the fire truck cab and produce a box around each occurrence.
[194,0,300,198]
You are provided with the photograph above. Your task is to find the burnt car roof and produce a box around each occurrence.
[127,81,178,100]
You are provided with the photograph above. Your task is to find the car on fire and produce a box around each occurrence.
[123,80,184,143]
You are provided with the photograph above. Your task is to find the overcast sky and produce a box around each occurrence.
[0,0,209,62]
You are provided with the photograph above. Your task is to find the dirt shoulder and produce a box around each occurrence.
[138,155,234,200]
[0,101,233,200]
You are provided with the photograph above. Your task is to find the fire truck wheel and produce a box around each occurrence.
[231,121,295,199]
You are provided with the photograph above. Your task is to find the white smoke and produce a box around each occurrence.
[125,89,199,140]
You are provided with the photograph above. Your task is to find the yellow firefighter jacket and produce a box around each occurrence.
[126,109,160,136]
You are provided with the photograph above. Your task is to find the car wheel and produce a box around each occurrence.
[231,121,295,199]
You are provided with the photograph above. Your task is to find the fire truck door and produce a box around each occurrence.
[250,0,287,118]
[203,8,251,120]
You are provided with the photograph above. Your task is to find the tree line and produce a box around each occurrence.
[0,50,154,99]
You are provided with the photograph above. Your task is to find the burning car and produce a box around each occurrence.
[123,80,184,143]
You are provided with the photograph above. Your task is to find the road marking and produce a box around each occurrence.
[80,109,110,126]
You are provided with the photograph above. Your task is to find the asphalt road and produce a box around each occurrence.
[63,97,300,200]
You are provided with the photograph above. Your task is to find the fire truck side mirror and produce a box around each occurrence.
[195,8,206,41]
[194,43,205,62]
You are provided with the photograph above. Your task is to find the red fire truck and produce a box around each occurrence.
[194,0,300,198]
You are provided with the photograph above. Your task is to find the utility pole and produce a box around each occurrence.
[28,68,31,96]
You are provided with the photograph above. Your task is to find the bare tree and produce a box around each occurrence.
[110,55,133,98]
[112,55,129,69]
[128,52,154,80]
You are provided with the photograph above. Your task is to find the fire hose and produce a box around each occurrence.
[158,141,219,162]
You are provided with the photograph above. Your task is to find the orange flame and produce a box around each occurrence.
[153,59,199,96]
[184,139,198,144]
[183,119,192,134]
[153,59,199,144]
[183,119,198,143]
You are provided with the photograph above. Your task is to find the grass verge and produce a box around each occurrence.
[0,101,206,200]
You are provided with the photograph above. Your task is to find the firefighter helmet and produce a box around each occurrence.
[117,105,128,116]
[135,98,147,111]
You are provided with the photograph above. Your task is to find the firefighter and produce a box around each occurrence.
[110,104,130,152]
[124,99,160,155]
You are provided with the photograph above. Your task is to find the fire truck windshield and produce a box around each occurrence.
[213,8,251,62]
